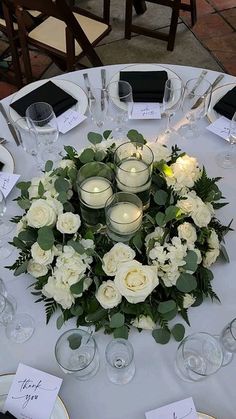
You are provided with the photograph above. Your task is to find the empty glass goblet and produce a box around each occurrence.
[216,111,236,169]
[0,293,35,343]
[0,189,14,259]
[160,77,184,137]
[55,329,99,380]
[88,87,108,131]
[26,102,59,170]
[105,338,135,384]
[106,80,133,138]
[175,332,223,382]
[218,317,236,366]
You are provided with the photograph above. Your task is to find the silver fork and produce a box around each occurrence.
[101,68,106,111]
[188,69,208,98]
[83,73,95,101]
[0,137,8,145]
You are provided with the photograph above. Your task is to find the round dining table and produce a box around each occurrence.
[0,63,236,419]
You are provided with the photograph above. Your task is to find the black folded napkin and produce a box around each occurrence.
[119,70,168,102]
[0,412,17,419]
[10,81,78,118]
[213,86,236,120]
[0,161,4,171]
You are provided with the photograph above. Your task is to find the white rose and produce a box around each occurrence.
[46,197,63,216]
[56,212,81,234]
[114,261,159,304]
[177,192,198,214]
[59,159,76,170]
[183,293,196,309]
[26,199,57,228]
[203,248,220,268]
[178,222,197,244]
[55,246,88,286]
[132,315,156,330]
[31,242,54,265]
[102,243,136,276]
[27,259,48,278]
[42,276,74,309]
[191,203,212,228]
[208,230,219,249]
[147,142,171,163]
[96,280,122,309]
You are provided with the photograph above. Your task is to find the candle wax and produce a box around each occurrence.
[109,202,142,234]
[117,159,150,191]
[80,177,113,208]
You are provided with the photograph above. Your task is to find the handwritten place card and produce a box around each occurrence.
[145,397,198,419]
[206,116,231,141]
[0,173,20,198]
[57,109,87,134]
[129,103,161,120]
[4,364,62,419]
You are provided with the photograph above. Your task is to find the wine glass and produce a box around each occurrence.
[217,317,236,366]
[105,338,135,384]
[175,332,223,382]
[179,78,212,138]
[106,80,133,138]
[88,87,108,131]
[26,102,59,170]
[158,77,184,140]
[216,112,236,169]
[0,189,14,259]
[0,293,34,343]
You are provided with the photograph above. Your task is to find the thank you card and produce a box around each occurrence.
[145,397,198,419]
[4,364,62,419]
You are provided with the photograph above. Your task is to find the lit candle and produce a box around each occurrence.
[80,177,113,208]
[109,202,142,234]
[116,159,150,191]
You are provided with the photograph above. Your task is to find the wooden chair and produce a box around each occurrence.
[13,0,111,84]
[125,0,197,51]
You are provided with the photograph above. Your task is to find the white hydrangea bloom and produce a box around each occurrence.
[165,154,201,193]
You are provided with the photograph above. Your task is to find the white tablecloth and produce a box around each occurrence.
[1,64,236,419]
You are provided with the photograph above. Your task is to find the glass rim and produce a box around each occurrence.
[107,80,133,100]
[79,178,112,194]
[0,294,6,315]
[105,338,134,366]
[185,78,212,96]
[179,332,223,376]
[105,192,142,212]
[26,102,55,123]
[229,318,236,341]
[55,329,97,372]
[114,141,154,168]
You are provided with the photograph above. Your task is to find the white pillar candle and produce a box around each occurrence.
[80,177,113,208]
[116,159,150,191]
[109,202,142,234]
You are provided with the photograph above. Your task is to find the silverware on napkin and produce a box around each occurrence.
[101,68,106,111]
[0,103,21,146]
[191,74,224,109]
[188,69,208,98]
[83,73,95,101]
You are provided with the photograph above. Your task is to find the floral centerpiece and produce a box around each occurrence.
[8,130,231,344]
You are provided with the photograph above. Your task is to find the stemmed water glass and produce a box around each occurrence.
[217,317,236,366]
[158,77,184,140]
[0,292,34,343]
[216,111,236,169]
[88,87,108,131]
[105,338,135,384]
[179,78,212,138]
[26,102,59,170]
[0,189,14,259]
[106,80,133,138]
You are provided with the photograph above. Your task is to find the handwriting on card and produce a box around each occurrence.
[57,109,87,134]
[4,364,62,419]
[145,397,198,419]
[206,116,231,141]
[129,103,161,120]
[0,173,20,198]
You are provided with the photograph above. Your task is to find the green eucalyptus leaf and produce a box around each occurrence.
[67,333,82,350]
[70,277,86,295]
[56,314,64,329]
[87,132,103,145]
[70,304,84,316]
[12,236,27,250]
[132,231,143,251]
[165,206,181,223]
[68,167,77,183]
[176,273,197,293]
[85,308,107,322]
[171,323,185,342]
[183,250,198,272]
[110,313,125,329]
[16,181,31,191]
[152,328,171,344]
[79,148,95,163]
[45,160,53,172]
[155,212,165,227]
[162,307,178,321]
[67,240,85,254]
[37,227,54,251]
[38,181,45,197]
[18,198,31,210]
[18,229,37,242]
[154,190,168,206]
[127,129,146,144]
[57,191,68,204]
[158,300,176,314]
[14,260,28,276]
[54,177,70,193]
[103,130,112,140]
[113,325,129,339]
[94,150,106,161]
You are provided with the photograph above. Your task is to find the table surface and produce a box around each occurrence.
[0,64,236,419]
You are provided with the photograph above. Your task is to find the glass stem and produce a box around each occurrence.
[165,113,171,133]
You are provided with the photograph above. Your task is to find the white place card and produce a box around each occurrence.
[0,173,20,198]
[4,363,62,419]
[129,102,161,119]
[145,397,198,419]
[57,109,87,134]
[206,116,231,141]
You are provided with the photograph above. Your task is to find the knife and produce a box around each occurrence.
[83,73,95,101]
[0,103,21,146]
[101,68,106,111]
[191,74,224,110]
